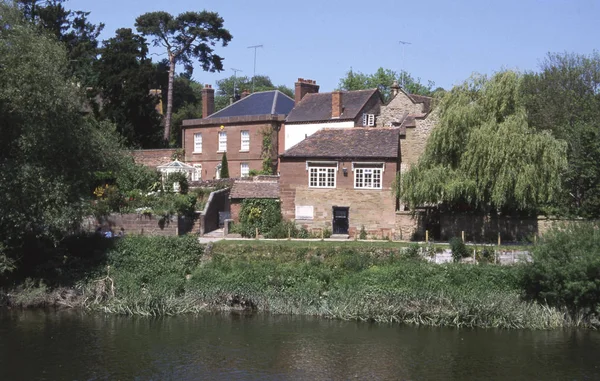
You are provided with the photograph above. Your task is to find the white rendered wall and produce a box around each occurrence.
[285,121,354,150]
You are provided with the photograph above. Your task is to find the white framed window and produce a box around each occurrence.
[192,164,202,181]
[307,162,337,188]
[193,133,202,153]
[241,163,249,178]
[353,163,384,189]
[218,131,227,152]
[240,130,250,151]
[362,113,375,127]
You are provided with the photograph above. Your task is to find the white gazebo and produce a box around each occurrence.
[157,160,196,190]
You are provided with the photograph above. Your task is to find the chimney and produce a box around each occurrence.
[241,90,250,99]
[294,78,319,105]
[201,84,214,118]
[332,91,343,118]
[391,80,400,98]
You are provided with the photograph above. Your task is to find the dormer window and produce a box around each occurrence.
[362,113,375,127]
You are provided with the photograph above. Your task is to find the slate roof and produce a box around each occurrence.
[207,90,294,119]
[280,128,401,159]
[286,89,379,123]
[408,94,432,114]
[230,177,280,199]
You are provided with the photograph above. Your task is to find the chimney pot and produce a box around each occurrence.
[201,84,215,118]
[294,77,320,105]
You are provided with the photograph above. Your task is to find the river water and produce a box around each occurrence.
[1,310,599,381]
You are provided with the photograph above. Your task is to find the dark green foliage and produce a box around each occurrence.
[113,158,160,194]
[521,223,600,317]
[164,172,189,194]
[450,237,469,262]
[0,4,125,255]
[521,52,600,218]
[135,10,233,142]
[236,199,282,238]
[17,0,105,86]
[106,235,203,297]
[94,28,163,148]
[404,243,421,259]
[264,220,299,239]
[219,152,229,179]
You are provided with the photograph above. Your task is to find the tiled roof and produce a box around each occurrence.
[281,128,401,159]
[230,177,280,199]
[408,94,432,114]
[286,89,379,123]
[207,90,294,119]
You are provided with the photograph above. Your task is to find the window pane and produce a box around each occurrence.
[218,131,227,151]
[241,130,250,151]
[194,133,202,153]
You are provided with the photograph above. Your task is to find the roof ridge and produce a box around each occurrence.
[271,90,278,114]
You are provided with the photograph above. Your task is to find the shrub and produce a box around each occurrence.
[164,172,189,194]
[264,220,299,239]
[450,237,468,262]
[359,225,367,240]
[404,243,421,259]
[219,152,229,179]
[237,199,282,237]
[521,223,600,318]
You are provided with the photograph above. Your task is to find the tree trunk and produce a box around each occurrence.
[164,54,176,143]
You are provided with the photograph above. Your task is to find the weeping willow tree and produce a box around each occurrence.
[397,71,568,213]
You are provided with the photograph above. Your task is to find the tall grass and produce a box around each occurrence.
[5,236,594,329]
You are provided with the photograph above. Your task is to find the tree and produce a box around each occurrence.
[95,28,163,148]
[219,152,229,178]
[0,3,124,254]
[135,11,233,143]
[17,0,105,85]
[521,52,600,217]
[397,71,568,213]
[338,67,436,102]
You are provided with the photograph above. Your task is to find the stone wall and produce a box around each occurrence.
[400,110,439,168]
[84,213,187,236]
[280,158,398,238]
[377,91,424,127]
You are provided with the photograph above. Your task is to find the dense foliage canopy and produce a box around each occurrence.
[397,71,568,212]
[135,11,233,142]
[0,3,124,250]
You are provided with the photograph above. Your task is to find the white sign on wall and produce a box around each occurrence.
[295,205,314,220]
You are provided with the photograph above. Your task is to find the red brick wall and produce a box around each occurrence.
[184,121,280,179]
[130,149,177,168]
[230,201,242,222]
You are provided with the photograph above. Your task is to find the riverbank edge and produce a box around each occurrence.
[1,239,598,330]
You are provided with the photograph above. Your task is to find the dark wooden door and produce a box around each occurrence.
[332,207,349,234]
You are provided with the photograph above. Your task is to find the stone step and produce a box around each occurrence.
[330,234,350,240]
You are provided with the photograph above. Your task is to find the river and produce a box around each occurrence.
[0,310,599,380]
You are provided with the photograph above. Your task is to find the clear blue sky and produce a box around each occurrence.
[70,0,598,92]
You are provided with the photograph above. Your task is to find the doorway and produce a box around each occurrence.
[332,206,349,235]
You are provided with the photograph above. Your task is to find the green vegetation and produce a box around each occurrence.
[135,10,233,143]
[3,229,599,329]
[450,237,469,262]
[338,67,440,101]
[397,71,568,213]
[522,223,600,320]
[219,152,230,178]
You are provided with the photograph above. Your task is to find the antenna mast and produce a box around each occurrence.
[231,68,243,98]
[247,44,263,93]
[398,40,412,88]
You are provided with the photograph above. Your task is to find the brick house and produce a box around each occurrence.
[281,78,383,153]
[182,85,294,180]
[279,128,402,238]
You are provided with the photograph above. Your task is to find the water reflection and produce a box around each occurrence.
[0,310,599,380]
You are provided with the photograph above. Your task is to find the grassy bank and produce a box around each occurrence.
[2,236,594,329]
